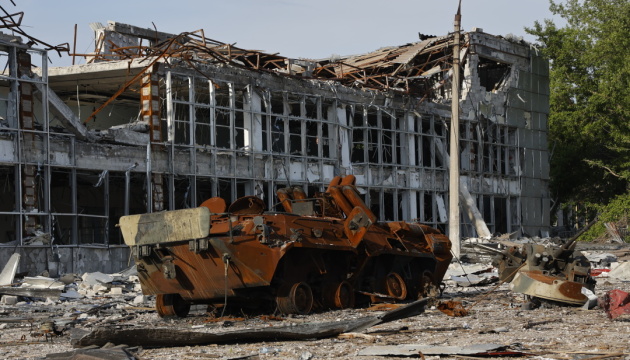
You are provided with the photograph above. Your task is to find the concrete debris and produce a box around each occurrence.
[0,295,18,305]
[0,253,20,286]
[608,261,630,281]
[0,245,629,359]
[0,286,62,299]
[581,287,599,310]
[22,276,65,290]
[81,272,115,287]
[582,252,618,266]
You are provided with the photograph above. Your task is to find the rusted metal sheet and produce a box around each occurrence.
[120,176,452,317]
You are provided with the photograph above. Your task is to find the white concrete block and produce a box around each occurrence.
[93,284,108,293]
[110,287,123,295]
[133,295,147,304]
[0,295,18,305]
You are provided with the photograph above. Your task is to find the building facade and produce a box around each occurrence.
[0,23,550,275]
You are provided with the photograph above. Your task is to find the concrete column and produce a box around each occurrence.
[250,89,264,152]
[17,50,37,236]
[449,7,462,257]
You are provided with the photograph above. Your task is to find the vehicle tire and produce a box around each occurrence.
[382,272,408,300]
[323,280,355,309]
[156,293,191,318]
[276,281,314,315]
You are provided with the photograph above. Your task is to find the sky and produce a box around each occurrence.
[7,0,561,67]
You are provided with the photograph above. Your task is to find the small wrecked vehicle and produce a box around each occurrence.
[491,236,596,306]
[119,175,452,317]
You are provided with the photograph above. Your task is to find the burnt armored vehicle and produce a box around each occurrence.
[119,175,452,317]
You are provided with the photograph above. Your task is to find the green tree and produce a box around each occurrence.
[527,0,630,235]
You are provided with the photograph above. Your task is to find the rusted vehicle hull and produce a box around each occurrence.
[120,176,452,317]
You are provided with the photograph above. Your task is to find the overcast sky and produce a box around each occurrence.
[8,0,560,67]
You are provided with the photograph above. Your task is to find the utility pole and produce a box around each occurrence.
[449,1,462,258]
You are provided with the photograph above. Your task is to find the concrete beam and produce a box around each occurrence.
[33,83,92,141]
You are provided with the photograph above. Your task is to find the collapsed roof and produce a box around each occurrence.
[79,21,456,96]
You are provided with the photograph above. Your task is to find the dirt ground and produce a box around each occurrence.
[1,262,629,360]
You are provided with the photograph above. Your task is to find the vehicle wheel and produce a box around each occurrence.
[276,281,314,315]
[419,271,439,298]
[323,280,355,309]
[156,293,191,318]
[382,272,407,300]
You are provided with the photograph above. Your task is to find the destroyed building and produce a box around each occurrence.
[0,22,550,275]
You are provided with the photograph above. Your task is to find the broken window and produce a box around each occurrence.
[397,192,405,221]
[50,168,73,245]
[321,122,331,158]
[0,81,11,128]
[305,120,318,157]
[170,75,190,102]
[214,82,231,108]
[494,197,508,234]
[351,106,365,163]
[218,178,233,203]
[106,171,128,245]
[419,117,436,168]
[194,79,211,105]
[173,103,190,145]
[234,89,245,110]
[477,57,511,92]
[367,109,379,163]
[367,128,379,163]
[271,117,285,153]
[396,113,406,165]
[369,189,381,220]
[215,109,231,149]
[423,192,433,223]
[507,128,518,176]
[173,176,192,209]
[76,170,108,245]
[194,107,211,146]
[289,119,302,155]
[383,191,395,221]
[305,96,318,119]
[382,115,393,164]
[287,94,301,117]
[0,166,16,244]
[234,110,248,149]
[267,92,286,154]
[236,179,249,199]
[195,177,213,206]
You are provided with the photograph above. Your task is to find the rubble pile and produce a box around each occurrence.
[0,238,629,359]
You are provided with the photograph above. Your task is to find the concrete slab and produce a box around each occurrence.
[0,253,20,286]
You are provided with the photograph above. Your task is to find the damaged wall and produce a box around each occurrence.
[0,23,550,275]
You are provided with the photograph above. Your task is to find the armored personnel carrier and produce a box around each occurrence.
[119,175,452,317]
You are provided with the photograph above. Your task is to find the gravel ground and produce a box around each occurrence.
[0,270,629,359]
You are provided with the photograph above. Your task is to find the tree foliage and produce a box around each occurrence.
[527,0,630,231]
